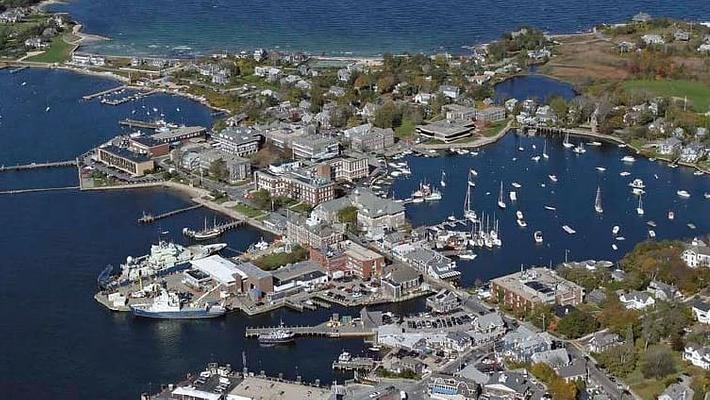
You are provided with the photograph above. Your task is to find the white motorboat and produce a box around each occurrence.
[562,225,576,234]
[704,193,710,199]
[516,210,524,220]
[518,146,524,151]
[612,244,618,250]
[517,219,527,228]
[563,133,574,148]
[616,236,626,241]
[648,230,656,238]
[636,196,644,216]
[621,155,636,163]
[620,171,631,176]
[629,179,645,189]
[542,140,549,159]
[588,141,602,146]
[531,155,541,162]
[534,231,543,244]
[573,143,586,154]
[544,205,556,211]
[509,191,517,202]
[596,167,606,172]
[548,175,558,182]
[440,171,447,187]
[668,211,674,220]
[512,182,522,188]
[677,190,690,198]
[612,225,620,235]
[458,252,477,260]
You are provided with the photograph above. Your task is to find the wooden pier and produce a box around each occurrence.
[0,186,80,195]
[245,323,374,339]
[138,204,203,223]
[82,86,126,100]
[119,119,160,129]
[0,160,77,172]
[101,90,157,105]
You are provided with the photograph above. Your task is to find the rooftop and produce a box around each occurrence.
[100,145,151,163]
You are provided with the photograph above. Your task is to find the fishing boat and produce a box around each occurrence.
[668,211,675,220]
[544,205,556,211]
[542,140,549,159]
[648,230,656,238]
[563,133,574,148]
[258,322,296,345]
[440,171,447,187]
[548,175,558,182]
[512,182,522,188]
[572,143,586,154]
[636,196,644,216]
[425,187,442,201]
[130,290,226,319]
[562,225,576,234]
[612,225,620,235]
[534,231,543,244]
[677,190,690,198]
[594,186,603,214]
[497,182,506,209]
[509,191,517,202]
[621,155,636,163]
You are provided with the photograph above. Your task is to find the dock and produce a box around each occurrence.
[0,160,77,172]
[138,204,203,223]
[245,322,375,339]
[0,186,80,195]
[82,86,126,100]
[332,357,375,371]
[119,119,160,129]
[101,90,157,105]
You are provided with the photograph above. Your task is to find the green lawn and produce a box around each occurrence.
[623,345,683,400]
[26,36,73,63]
[481,119,510,137]
[623,80,710,112]
[395,118,416,139]
[230,203,263,218]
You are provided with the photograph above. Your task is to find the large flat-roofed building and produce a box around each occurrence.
[491,267,584,312]
[270,261,328,294]
[190,255,273,297]
[345,123,395,153]
[476,106,506,123]
[212,127,261,156]
[254,170,335,205]
[322,156,369,182]
[352,188,406,232]
[343,240,386,280]
[417,119,475,143]
[380,264,422,299]
[150,126,207,144]
[129,136,170,157]
[443,104,477,121]
[97,145,154,177]
[291,135,339,161]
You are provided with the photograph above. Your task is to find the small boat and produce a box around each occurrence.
[531,155,541,162]
[562,225,576,234]
[470,169,478,177]
[668,211,675,220]
[45,106,51,112]
[447,215,457,221]
[259,322,296,345]
[629,179,645,189]
[563,133,574,148]
[618,143,627,148]
[688,223,696,229]
[677,190,691,198]
[636,196,644,216]
[518,146,524,151]
[440,171,447,187]
[548,175,558,182]
[705,193,710,199]
[511,182,522,188]
[412,198,424,203]
[368,345,382,352]
[534,231,543,244]
[516,210,524,220]
[648,230,656,238]
[620,172,631,177]
[646,221,657,228]
[509,191,517,202]
[573,143,586,154]
[517,219,528,228]
[544,205,556,211]
[458,252,477,260]
[616,236,626,241]
[693,170,704,176]
[497,182,506,209]
[596,167,606,172]
[588,141,602,146]
[612,225,620,235]
[594,186,603,214]
[542,140,549,159]
[612,244,618,250]
[669,164,679,169]
[621,156,636,163]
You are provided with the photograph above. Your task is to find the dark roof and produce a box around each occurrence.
[101,145,151,162]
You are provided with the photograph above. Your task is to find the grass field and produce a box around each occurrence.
[26,35,73,63]
[623,80,710,112]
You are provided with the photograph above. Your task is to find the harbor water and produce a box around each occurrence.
[0,69,707,398]
[47,0,710,57]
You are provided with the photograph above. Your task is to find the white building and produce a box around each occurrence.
[683,345,710,370]
[619,291,655,310]
[682,241,710,268]
[690,299,710,324]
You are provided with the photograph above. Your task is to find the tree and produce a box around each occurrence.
[374,101,400,129]
[309,86,325,113]
[251,189,272,210]
[337,206,358,225]
[640,345,676,379]
[595,345,638,377]
[209,159,228,181]
[557,309,599,339]
[548,96,569,125]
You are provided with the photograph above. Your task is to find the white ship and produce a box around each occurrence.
[131,290,226,319]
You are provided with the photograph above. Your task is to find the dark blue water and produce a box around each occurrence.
[392,133,710,286]
[48,0,710,56]
[494,74,578,104]
[0,69,213,165]
[0,69,427,399]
